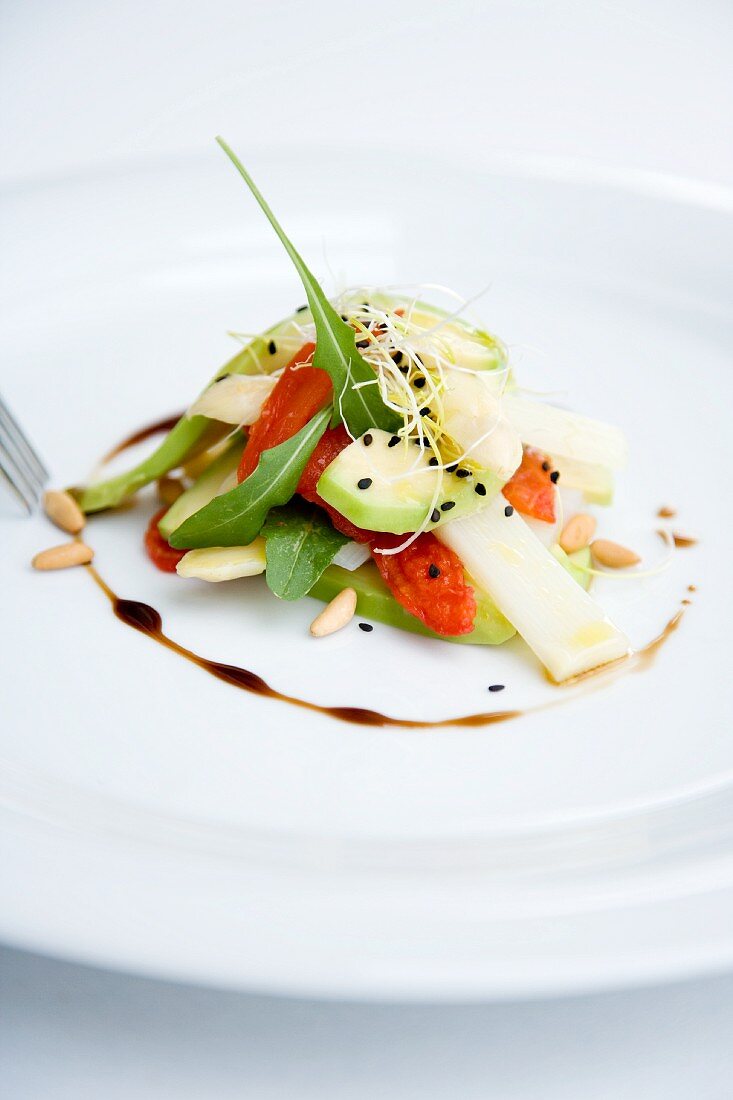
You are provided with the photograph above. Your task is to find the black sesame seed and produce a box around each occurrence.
[550,470,560,483]
[214,373,230,383]
[414,438,423,447]
[456,468,470,478]
[541,461,550,472]
[296,304,308,313]
[504,505,514,517]
[358,622,373,632]
[475,482,487,496]
[428,563,440,578]
[428,457,439,467]
[388,435,401,448]
[414,377,426,389]
[357,478,372,490]
[268,340,277,355]
[341,314,349,322]
[441,500,456,512]
[356,339,369,349]
[420,407,431,417]
[393,351,403,365]
[446,464,458,473]
[363,433,373,447]
[430,508,440,523]
[399,365,409,374]
[488,684,505,693]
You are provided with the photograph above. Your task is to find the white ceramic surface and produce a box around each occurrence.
[1,151,731,999]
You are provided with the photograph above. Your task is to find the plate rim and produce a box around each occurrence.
[2,150,731,998]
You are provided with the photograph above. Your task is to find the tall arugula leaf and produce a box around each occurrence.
[169,407,330,548]
[262,501,349,601]
[216,137,400,437]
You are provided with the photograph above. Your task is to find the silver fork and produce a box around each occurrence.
[0,393,49,512]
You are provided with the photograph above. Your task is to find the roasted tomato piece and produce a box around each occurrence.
[144,508,186,573]
[237,342,331,482]
[371,532,476,636]
[502,446,556,523]
[297,425,374,542]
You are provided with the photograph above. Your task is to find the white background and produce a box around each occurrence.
[2,1,732,1096]
[2,0,732,189]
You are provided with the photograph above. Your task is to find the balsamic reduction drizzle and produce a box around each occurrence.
[101,412,184,464]
[86,415,694,729]
[96,574,518,729]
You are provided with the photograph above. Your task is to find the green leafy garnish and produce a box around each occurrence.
[76,416,223,514]
[216,137,400,438]
[169,406,330,548]
[261,500,348,600]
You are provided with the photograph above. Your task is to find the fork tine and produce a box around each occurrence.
[0,442,36,513]
[0,394,49,482]
[0,393,48,513]
[0,419,45,500]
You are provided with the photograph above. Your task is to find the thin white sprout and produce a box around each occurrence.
[369,281,498,335]
[572,528,675,581]
[337,362,358,442]
[330,292,517,484]
[364,281,505,358]
[220,289,512,486]
[406,284,493,339]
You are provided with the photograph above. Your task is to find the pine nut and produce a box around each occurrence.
[310,587,357,637]
[43,490,86,534]
[560,513,596,554]
[591,539,640,569]
[157,476,185,507]
[32,541,94,570]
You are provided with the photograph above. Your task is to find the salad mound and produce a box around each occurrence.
[74,139,634,682]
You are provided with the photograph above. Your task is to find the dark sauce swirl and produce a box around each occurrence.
[101,412,184,464]
[86,414,693,730]
[107,585,519,729]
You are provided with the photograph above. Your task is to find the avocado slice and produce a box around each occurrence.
[158,435,244,540]
[365,292,507,376]
[317,429,502,535]
[311,563,515,645]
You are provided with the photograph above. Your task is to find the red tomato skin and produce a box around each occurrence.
[371,532,477,636]
[297,425,374,542]
[237,343,331,482]
[238,312,405,484]
[502,447,556,523]
[144,508,187,573]
[237,344,373,540]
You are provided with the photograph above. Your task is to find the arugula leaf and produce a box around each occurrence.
[169,407,330,548]
[76,416,222,514]
[216,137,400,437]
[262,500,349,601]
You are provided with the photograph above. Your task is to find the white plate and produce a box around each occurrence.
[1,151,731,1000]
